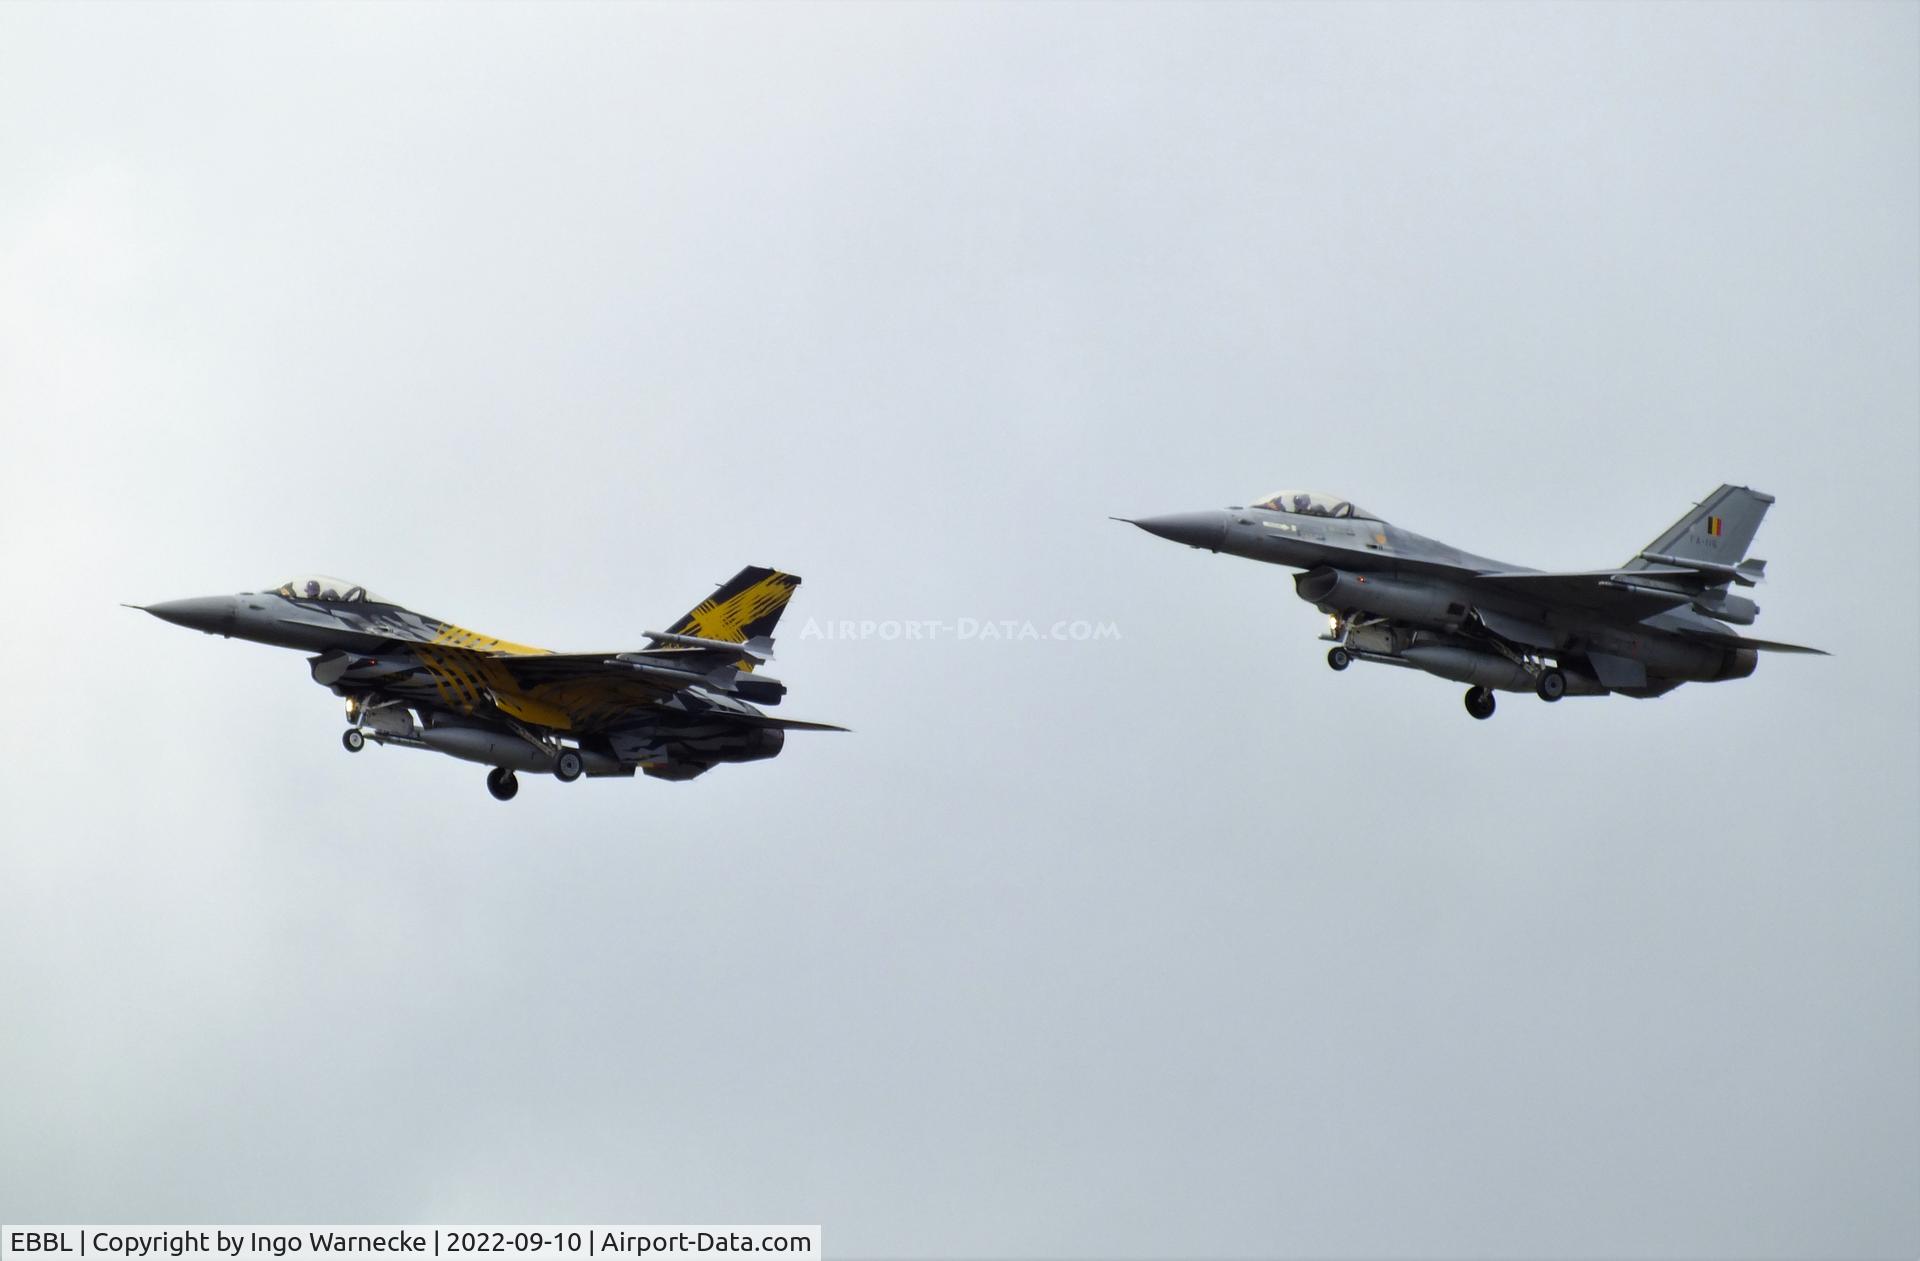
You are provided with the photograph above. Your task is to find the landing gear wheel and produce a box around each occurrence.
[342,728,365,753]
[554,749,584,783]
[486,767,519,801]
[1535,669,1567,702]
[1464,686,1496,720]
[1327,646,1352,671]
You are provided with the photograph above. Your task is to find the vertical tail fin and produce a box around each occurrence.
[1625,485,1774,569]
[667,566,801,646]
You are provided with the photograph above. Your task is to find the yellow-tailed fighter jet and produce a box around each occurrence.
[133,567,843,800]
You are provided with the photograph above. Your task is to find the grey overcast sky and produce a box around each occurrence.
[2,2,1916,1257]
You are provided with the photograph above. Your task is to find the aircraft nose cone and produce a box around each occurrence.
[143,596,238,636]
[1124,511,1228,551]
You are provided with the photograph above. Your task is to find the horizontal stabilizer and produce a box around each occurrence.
[1680,627,1829,655]
[721,712,850,733]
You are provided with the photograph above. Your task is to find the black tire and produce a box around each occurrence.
[342,728,365,753]
[487,767,519,801]
[1536,669,1567,703]
[1464,687,1496,720]
[554,749,584,783]
[1327,646,1352,672]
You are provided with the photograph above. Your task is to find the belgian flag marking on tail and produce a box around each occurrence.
[1706,516,1723,537]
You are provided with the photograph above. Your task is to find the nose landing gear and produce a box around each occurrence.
[486,767,519,801]
[342,728,365,752]
[1464,686,1496,720]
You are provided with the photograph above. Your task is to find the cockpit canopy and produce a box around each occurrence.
[1251,490,1378,521]
[273,575,391,604]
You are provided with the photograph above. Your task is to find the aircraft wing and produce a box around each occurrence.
[1471,572,1828,653]
[483,648,711,686]
[465,646,819,732]
[1470,569,1702,619]
[417,648,679,732]
[488,644,785,689]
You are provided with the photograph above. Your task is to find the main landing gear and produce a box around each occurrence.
[1464,686,1496,720]
[486,767,519,801]
[554,749,584,783]
[1535,669,1567,702]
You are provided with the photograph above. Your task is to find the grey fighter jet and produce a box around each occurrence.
[132,566,844,799]
[1119,486,1823,718]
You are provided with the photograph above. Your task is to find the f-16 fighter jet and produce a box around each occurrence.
[1120,485,1823,719]
[133,567,843,799]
